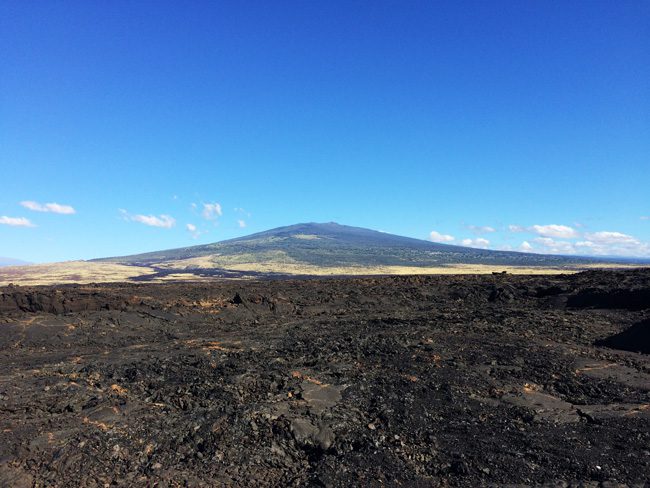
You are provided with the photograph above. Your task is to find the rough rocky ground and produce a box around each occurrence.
[0,269,649,487]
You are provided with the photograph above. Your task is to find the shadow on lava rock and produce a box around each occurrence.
[595,318,650,354]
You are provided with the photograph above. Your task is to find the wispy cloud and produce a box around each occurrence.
[186,223,202,238]
[202,202,222,220]
[467,225,496,235]
[533,237,576,254]
[530,224,578,239]
[461,237,490,249]
[584,231,638,245]
[238,219,247,228]
[120,209,176,228]
[234,207,252,218]
[132,214,176,228]
[20,201,76,214]
[0,216,35,227]
[508,224,578,239]
[640,216,649,221]
[429,230,454,243]
[519,241,533,252]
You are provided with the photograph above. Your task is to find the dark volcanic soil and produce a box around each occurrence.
[1,270,649,487]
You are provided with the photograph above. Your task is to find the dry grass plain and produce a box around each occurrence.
[0,261,155,286]
[2,259,644,286]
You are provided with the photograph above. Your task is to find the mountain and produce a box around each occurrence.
[94,222,607,273]
[0,257,31,267]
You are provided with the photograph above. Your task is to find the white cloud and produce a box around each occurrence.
[509,223,579,238]
[20,201,76,214]
[533,237,576,254]
[202,202,222,220]
[131,214,176,228]
[584,231,638,245]
[238,219,246,228]
[120,209,175,228]
[429,230,454,243]
[186,223,201,239]
[641,216,649,221]
[461,237,490,249]
[502,221,649,258]
[531,224,578,239]
[0,216,35,227]
[573,231,650,257]
[467,225,496,234]
[520,241,533,252]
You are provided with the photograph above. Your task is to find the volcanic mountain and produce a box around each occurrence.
[93,222,605,276]
[0,257,31,267]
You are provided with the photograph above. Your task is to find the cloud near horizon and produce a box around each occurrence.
[461,237,490,249]
[508,224,578,239]
[575,231,649,257]
[429,230,454,243]
[520,241,533,252]
[428,220,648,257]
[585,231,638,245]
[520,229,649,257]
[530,224,578,239]
[487,221,649,257]
[533,237,576,254]
[0,216,35,227]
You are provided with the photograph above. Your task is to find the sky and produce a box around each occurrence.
[1,1,649,262]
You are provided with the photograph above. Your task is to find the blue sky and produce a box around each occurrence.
[1,1,648,262]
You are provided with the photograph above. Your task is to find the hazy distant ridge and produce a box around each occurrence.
[0,257,31,267]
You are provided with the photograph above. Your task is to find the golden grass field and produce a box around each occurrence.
[0,261,156,286]
[200,261,580,276]
[4,259,644,286]
[1,251,646,286]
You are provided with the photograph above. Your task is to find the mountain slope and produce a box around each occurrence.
[95,222,601,269]
[0,257,31,267]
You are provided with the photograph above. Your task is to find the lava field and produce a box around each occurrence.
[0,269,649,487]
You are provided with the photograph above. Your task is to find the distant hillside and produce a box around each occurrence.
[0,257,31,267]
[95,222,604,270]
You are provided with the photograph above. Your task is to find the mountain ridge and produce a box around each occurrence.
[0,257,31,267]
